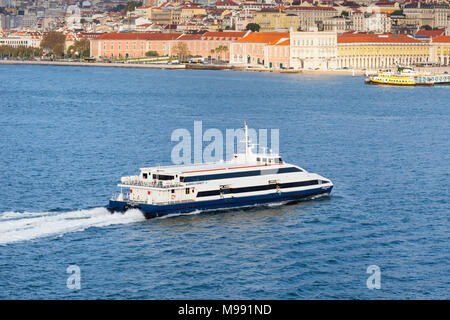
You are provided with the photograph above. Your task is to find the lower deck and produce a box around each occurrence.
[107,186,333,218]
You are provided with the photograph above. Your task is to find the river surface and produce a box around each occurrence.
[0,65,449,299]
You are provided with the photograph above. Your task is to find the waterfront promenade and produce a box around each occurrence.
[0,59,185,69]
[0,60,358,74]
[1,59,449,75]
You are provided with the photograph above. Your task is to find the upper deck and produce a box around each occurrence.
[140,155,286,177]
[119,122,303,189]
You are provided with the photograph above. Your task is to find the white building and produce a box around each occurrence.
[353,12,391,33]
[0,32,42,48]
[289,30,338,70]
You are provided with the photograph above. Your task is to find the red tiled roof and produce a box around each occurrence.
[415,29,445,38]
[181,5,202,9]
[338,33,422,44]
[216,0,239,6]
[433,35,450,43]
[94,32,182,40]
[287,6,337,11]
[177,34,203,40]
[202,31,247,40]
[237,32,289,43]
[374,0,397,6]
[270,38,289,46]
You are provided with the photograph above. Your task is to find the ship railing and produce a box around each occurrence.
[151,199,195,205]
[111,193,130,201]
[111,196,194,205]
[119,180,183,189]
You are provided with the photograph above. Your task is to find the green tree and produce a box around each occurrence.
[173,42,190,61]
[53,43,65,57]
[214,45,228,61]
[40,31,66,57]
[125,1,142,13]
[0,45,43,58]
[222,46,229,60]
[341,10,349,17]
[246,23,260,32]
[145,50,159,57]
[67,38,91,58]
[109,4,125,12]
[391,10,403,16]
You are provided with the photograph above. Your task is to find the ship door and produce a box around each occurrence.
[220,186,232,200]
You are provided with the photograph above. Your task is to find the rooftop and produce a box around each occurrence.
[237,32,290,44]
[94,32,182,40]
[415,29,445,38]
[338,32,422,44]
[141,160,287,176]
[432,35,450,43]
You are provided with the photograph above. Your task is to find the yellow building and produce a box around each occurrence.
[431,35,450,65]
[253,9,299,32]
[337,33,430,69]
[180,5,207,23]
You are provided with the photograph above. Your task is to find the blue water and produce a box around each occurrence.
[0,65,449,299]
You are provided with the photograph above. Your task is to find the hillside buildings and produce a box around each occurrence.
[1,0,450,70]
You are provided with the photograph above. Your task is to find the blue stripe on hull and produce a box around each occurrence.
[107,186,333,218]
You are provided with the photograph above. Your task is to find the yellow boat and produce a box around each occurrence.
[365,67,419,86]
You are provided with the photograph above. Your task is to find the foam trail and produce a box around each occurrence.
[156,209,203,220]
[0,207,145,245]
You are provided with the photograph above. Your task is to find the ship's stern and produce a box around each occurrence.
[106,200,130,213]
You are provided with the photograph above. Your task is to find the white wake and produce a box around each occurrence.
[0,207,145,245]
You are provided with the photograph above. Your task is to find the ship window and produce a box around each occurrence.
[185,188,190,194]
[263,158,267,162]
[257,157,261,162]
[143,173,148,179]
[277,167,302,173]
[197,190,221,197]
[171,189,175,193]
[154,174,174,180]
[183,167,302,182]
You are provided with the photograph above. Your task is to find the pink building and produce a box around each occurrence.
[178,31,248,61]
[264,38,290,69]
[90,31,248,61]
[90,33,182,59]
[230,32,290,69]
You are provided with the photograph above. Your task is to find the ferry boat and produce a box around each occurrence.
[365,66,450,86]
[365,66,418,86]
[107,123,333,218]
